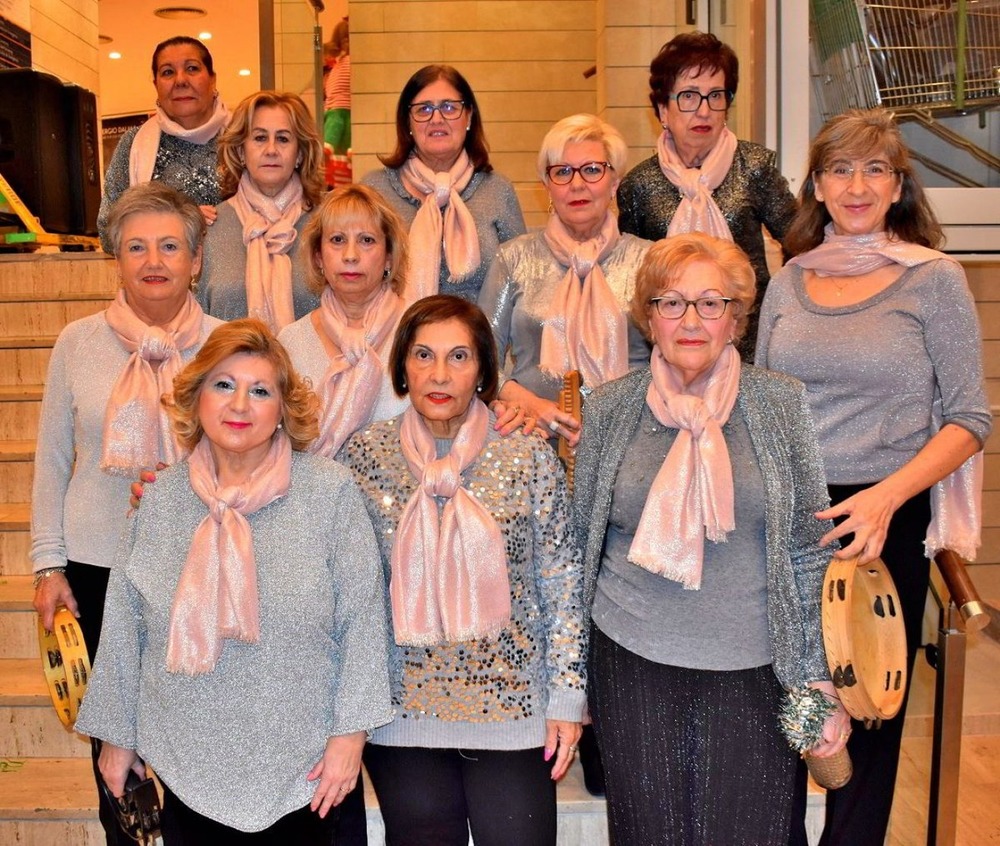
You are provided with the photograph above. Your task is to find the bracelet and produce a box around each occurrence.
[33,567,67,589]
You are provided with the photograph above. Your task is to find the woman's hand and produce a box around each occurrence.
[129,463,166,511]
[816,481,900,563]
[199,205,218,226]
[97,742,145,798]
[307,731,366,818]
[804,681,851,759]
[544,719,582,781]
[489,399,527,436]
[499,383,581,447]
[33,572,77,633]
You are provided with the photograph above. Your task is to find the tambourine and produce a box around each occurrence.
[821,555,907,722]
[38,607,91,727]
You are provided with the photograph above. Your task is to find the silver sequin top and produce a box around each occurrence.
[574,366,834,690]
[196,201,322,323]
[98,127,223,253]
[30,310,222,573]
[76,452,393,832]
[756,261,992,485]
[341,418,587,750]
[616,141,797,356]
[477,230,652,400]
[361,167,526,302]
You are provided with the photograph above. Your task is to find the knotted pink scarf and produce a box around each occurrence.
[233,170,304,333]
[310,285,406,457]
[656,126,737,240]
[166,434,292,675]
[128,98,230,186]
[629,343,741,589]
[101,290,205,475]
[400,151,480,300]
[390,400,510,645]
[539,211,629,388]
[790,227,982,559]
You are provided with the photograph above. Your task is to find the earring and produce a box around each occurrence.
[383,267,391,280]
[660,122,667,130]
[476,384,483,393]
[466,125,471,131]
[547,198,554,215]
[276,422,284,430]
[401,378,407,390]
[155,99,162,108]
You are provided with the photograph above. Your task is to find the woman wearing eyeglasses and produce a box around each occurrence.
[361,65,525,303]
[616,31,796,356]
[756,109,990,846]
[574,232,848,844]
[478,114,651,446]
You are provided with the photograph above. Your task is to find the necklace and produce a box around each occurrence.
[831,277,850,297]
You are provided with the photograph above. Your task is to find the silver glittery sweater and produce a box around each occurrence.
[573,366,834,690]
[196,200,321,323]
[76,452,394,832]
[341,419,587,750]
[361,167,526,302]
[98,127,223,253]
[756,261,992,485]
[478,230,653,400]
[30,310,222,574]
[616,141,797,357]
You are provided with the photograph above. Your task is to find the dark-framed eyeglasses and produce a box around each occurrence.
[819,161,897,183]
[649,295,734,320]
[409,100,466,122]
[545,161,614,185]
[668,89,734,113]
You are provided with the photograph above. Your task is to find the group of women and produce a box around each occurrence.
[30,26,989,846]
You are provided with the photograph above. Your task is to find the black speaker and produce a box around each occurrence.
[0,69,99,235]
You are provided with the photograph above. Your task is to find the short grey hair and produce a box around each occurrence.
[105,182,206,257]
[536,114,628,183]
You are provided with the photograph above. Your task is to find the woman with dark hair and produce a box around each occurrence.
[616,31,796,355]
[198,90,324,330]
[361,65,525,302]
[341,295,585,846]
[77,319,392,843]
[98,36,229,252]
[756,108,991,846]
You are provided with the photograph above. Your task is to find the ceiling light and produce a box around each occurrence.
[109,52,122,60]
[238,69,252,77]
[154,7,207,20]
[198,32,212,40]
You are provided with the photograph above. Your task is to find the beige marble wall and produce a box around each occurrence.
[28,0,99,92]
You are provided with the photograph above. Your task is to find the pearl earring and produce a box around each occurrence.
[476,384,483,393]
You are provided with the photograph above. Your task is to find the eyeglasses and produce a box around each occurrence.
[649,295,734,320]
[545,161,614,185]
[668,89,733,112]
[409,100,466,122]
[820,161,897,183]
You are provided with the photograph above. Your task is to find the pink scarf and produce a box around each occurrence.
[310,285,406,458]
[166,434,292,675]
[790,227,982,560]
[400,152,480,300]
[390,400,510,645]
[629,344,741,589]
[128,99,230,186]
[232,170,304,333]
[101,290,205,475]
[539,212,629,388]
[656,126,737,240]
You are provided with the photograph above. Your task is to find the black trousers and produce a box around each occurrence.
[363,744,556,846]
[788,485,931,846]
[590,627,798,846]
[160,781,337,845]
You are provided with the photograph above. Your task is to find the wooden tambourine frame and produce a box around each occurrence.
[38,607,91,727]
[821,555,907,722]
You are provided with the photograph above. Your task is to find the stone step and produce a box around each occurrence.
[0,398,40,441]
[0,503,30,531]
[0,291,114,304]
[0,461,34,506]
[0,301,108,339]
[0,575,32,610]
[0,532,31,575]
[0,441,34,462]
[0,659,91,757]
[0,385,44,402]
[0,253,117,300]
[0,337,58,350]
[0,348,52,386]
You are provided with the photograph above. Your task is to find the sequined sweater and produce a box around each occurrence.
[756,261,992,485]
[616,142,797,356]
[197,201,321,323]
[98,128,223,253]
[30,310,222,574]
[342,419,587,750]
[361,167,526,302]
[76,452,393,832]
[478,230,652,400]
[573,366,834,690]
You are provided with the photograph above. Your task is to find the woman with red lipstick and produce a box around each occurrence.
[479,114,652,449]
[341,295,585,846]
[31,182,222,845]
[361,65,525,303]
[198,91,325,332]
[756,109,991,846]
[574,233,848,845]
[98,36,229,254]
[616,31,796,357]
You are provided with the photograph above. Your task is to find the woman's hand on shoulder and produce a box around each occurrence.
[33,571,77,632]
[804,681,851,759]
[307,731,366,818]
[199,205,218,226]
[128,463,166,511]
[97,742,145,798]
[497,383,580,446]
[544,719,582,781]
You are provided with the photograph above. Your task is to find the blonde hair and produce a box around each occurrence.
[536,114,628,183]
